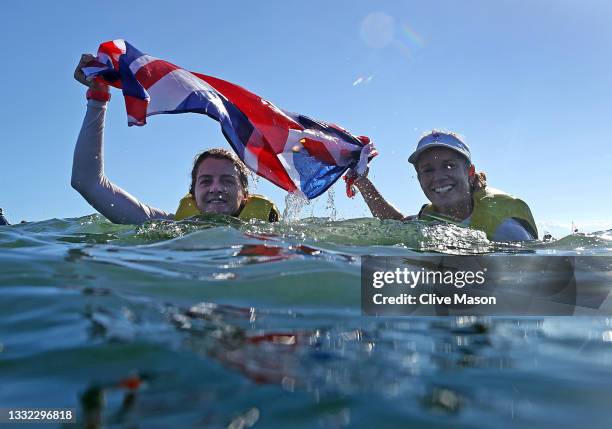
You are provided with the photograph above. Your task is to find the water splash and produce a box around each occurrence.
[282,190,310,222]
[325,187,338,220]
[3,215,611,255]
[250,172,260,193]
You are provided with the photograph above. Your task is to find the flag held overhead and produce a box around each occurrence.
[82,39,377,199]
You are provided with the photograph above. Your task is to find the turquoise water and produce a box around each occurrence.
[1,215,612,428]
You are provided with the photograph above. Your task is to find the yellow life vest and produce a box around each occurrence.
[419,187,538,240]
[174,194,280,222]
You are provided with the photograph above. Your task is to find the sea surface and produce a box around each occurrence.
[1,215,611,428]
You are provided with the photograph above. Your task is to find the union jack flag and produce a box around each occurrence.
[81,40,376,199]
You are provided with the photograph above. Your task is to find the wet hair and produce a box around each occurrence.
[461,155,487,192]
[470,168,487,192]
[189,148,249,195]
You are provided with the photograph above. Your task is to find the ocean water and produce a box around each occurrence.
[1,215,611,428]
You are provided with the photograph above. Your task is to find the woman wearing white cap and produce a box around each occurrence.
[352,130,537,241]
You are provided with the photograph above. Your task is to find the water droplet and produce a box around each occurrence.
[325,187,337,220]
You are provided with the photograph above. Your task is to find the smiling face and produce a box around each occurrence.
[193,157,247,216]
[415,147,472,218]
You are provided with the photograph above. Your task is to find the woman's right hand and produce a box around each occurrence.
[74,54,108,92]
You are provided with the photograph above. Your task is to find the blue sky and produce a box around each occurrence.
[1,0,611,237]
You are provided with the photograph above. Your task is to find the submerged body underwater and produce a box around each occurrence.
[1,214,611,428]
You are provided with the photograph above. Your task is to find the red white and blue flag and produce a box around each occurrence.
[82,39,376,199]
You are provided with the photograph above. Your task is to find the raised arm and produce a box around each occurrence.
[353,175,407,221]
[71,55,173,225]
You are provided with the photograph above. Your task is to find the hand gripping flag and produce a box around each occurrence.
[81,40,377,199]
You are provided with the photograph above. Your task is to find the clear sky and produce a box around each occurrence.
[1,0,611,238]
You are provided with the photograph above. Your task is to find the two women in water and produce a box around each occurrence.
[71,54,536,240]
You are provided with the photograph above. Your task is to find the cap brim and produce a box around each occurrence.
[408,143,471,164]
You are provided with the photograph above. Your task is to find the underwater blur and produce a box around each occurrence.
[1,215,612,428]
